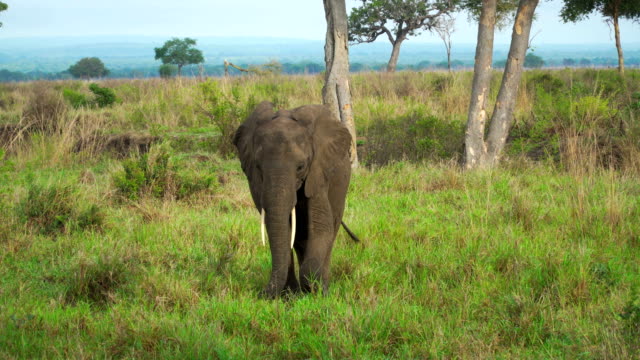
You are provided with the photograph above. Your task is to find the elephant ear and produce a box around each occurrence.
[233,101,276,209]
[291,105,352,198]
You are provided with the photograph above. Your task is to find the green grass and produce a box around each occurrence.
[1,159,638,358]
[0,69,639,358]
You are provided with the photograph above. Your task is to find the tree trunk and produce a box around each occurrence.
[323,0,359,167]
[447,46,452,72]
[612,13,624,74]
[484,0,539,166]
[464,0,497,169]
[387,39,404,73]
[177,64,183,77]
[464,0,539,169]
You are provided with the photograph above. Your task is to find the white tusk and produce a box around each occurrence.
[261,208,266,247]
[291,207,296,249]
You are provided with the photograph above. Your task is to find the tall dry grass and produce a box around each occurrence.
[0,68,638,172]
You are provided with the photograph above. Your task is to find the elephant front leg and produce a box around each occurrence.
[284,251,300,293]
[300,195,336,295]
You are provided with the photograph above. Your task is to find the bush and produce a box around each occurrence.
[89,83,116,108]
[112,145,217,200]
[362,107,464,166]
[61,84,116,109]
[62,88,91,109]
[198,80,257,158]
[15,183,104,235]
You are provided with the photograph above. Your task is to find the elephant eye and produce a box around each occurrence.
[296,163,305,172]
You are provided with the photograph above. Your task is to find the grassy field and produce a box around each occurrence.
[0,69,639,358]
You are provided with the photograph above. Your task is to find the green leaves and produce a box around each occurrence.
[0,1,7,28]
[560,0,640,23]
[348,0,457,44]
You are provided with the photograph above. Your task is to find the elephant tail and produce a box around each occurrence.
[341,221,360,242]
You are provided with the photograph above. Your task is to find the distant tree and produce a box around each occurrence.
[524,52,544,68]
[154,38,204,76]
[580,57,592,66]
[560,0,640,74]
[0,2,7,28]
[159,64,177,78]
[434,15,455,71]
[348,0,457,72]
[563,58,576,66]
[68,57,109,79]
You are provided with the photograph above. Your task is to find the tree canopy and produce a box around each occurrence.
[0,2,8,28]
[461,0,519,29]
[348,0,456,72]
[560,0,640,73]
[154,38,204,76]
[560,0,640,22]
[68,57,109,79]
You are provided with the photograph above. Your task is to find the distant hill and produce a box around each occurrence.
[0,35,638,75]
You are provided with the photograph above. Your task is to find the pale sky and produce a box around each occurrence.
[0,0,638,45]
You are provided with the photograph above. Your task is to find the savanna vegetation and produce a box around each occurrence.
[0,68,639,358]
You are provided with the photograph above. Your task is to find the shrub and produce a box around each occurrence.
[89,83,116,108]
[112,145,216,200]
[62,88,91,109]
[526,73,565,94]
[15,183,104,235]
[362,107,464,166]
[61,84,116,109]
[198,80,257,158]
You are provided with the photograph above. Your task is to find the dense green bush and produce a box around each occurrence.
[62,83,116,109]
[62,88,90,109]
[89,83,116,108]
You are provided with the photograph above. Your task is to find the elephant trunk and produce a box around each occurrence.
[262,178,296,298]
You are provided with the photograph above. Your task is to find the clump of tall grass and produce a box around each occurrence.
[112,144,218,201]
[15,182,104,235]
[361,106,464,166]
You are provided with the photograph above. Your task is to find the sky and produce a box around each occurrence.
[0,0,638,45]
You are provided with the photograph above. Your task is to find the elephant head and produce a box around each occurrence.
[233,101,352,298]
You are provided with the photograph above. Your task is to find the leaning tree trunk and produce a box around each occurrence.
[323,0,358,167]
[484,0,539,167]
[464,0,497,169]
[612,13,624,74]
[464,0,539,169]
[387,39,404,73]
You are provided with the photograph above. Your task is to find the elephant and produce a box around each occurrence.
[233,101,358,298]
